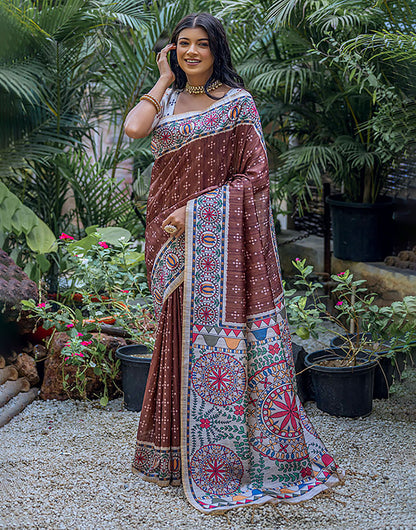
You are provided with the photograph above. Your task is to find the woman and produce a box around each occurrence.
[125,12,343,514]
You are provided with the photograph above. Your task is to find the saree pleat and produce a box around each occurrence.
[132,285,183,486]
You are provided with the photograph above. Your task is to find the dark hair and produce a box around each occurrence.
[169,13,244,99]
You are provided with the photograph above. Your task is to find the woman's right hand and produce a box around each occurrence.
[156,43,176,86]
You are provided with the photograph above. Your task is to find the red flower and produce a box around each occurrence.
[234,405,244,416]
[37,302,46,308]
[268,343,280,355]
[81,340,93,346]
[98,241,109,249]
[59,233,74,240]
[200,418,210,429]
[301,466,312,478]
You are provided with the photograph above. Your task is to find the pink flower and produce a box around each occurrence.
[75,353,84,357]
[337,272,345,277]
[98,241,109,249]
[81,340,93,346]
[77,332,83,337]
[37,302,46,308]
[295,257,301,262]
[336,301,343,307]
[64,356,69,361]
[121,290,129,293]
[59,233,74,240]
[66,323,74,328]
[200,418,210,429]
[234,405,244,416]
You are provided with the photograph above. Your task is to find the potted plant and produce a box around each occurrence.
[23,227,156,407]
[285,259,416,417]
[241,1,414,261]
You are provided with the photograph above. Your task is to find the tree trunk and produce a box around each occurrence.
[0,388,38,428]
[0,378,31,408]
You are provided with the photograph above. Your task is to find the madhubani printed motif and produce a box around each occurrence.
[191,352,246,406]
[181,185,342,513]
[151,91,265,159]
[150,234,185,319]
[133,441,181,484]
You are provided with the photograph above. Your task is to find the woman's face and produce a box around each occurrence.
[176,27,214,82]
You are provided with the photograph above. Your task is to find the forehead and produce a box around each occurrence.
[177,27,209,41]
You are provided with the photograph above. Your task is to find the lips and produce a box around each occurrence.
[185,59,201,64]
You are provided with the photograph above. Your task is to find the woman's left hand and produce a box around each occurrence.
[161,205,186,238]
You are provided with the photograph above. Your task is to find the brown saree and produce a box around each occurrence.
[132,88,343,512]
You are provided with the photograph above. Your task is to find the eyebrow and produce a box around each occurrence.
[178,37,209,41]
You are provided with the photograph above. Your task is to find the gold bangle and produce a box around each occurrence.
[139,94,161,114]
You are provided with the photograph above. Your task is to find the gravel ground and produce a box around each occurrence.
[1,369,415,530]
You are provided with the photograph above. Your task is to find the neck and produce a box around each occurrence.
[186,74,212,87]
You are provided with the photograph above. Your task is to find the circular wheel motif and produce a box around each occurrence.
[195,304,218,325]
[134,446,154,473]
[157,127,175,148]
[247,363,308,462]
[261,384,302,439]
[200,205,220,224]
[191,352,246,405]
[197,255,219,274]
[190,444,243,495]
[298,402,318,438]
[203,113,221,128]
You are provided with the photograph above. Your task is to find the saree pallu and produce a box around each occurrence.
[133,89,343,513]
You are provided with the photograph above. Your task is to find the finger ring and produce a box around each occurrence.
[164,224,177,234]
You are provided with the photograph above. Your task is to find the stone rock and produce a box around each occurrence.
[0,250,38,334]
[15,352,39,386]
[32,344,47,361]
[40,332,126,401]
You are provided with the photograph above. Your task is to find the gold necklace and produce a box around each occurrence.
[185,80,222,95]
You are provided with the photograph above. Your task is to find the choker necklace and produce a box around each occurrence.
[185,80,222,94]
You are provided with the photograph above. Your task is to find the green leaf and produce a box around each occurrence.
[67,234,99,254]
[36,253,51,273]
[96,227,131,246]
[100,396,109,407]
[85,225,99,235]
[26,223,57,254]
[296,327,310,340]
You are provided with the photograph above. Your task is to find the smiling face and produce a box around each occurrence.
[176,27,214,85]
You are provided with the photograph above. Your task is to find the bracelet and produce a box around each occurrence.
[139,94,162,114]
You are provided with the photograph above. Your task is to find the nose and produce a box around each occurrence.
[187,43,198,55]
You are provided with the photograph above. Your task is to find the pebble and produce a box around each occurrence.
[0,368,415,529]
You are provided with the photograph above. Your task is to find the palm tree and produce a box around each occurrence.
[0,0,185,285]
[218,0,416,206]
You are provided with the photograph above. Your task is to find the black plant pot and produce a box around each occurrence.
[330,334,412,397]
[304,349,376,418]
[292,342,314,403]
[116,345,152,412]
[326,195,394,262]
